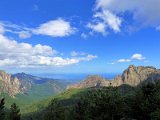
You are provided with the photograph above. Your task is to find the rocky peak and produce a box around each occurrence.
[67,65,160,89]
[67,75,110,89]
[114,65,160,86]
[0,70,22,97]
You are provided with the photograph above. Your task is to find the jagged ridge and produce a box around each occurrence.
[0,71,67,97]
[0,70,23,97]
[67,65,160,89]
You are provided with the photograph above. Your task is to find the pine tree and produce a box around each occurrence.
[0,98,5,120]
[44,99,65,120]
[9,103,21,120]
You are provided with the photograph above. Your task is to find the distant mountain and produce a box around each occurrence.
[67,75,111,89]
[67,65,160,89]
[12,72,55,84]
[0,71,68,98]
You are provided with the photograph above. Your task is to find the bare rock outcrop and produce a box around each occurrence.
[0,70,23,97]
[67,65,160,89]
[113,65,160,86]
[67,75,110,89]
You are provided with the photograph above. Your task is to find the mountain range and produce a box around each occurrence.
[0,71,67,98]
[1,65,160,97]
[67,65,160,89]
[1,65,160,108]
[1,65,160,118]
[1,65,160,98]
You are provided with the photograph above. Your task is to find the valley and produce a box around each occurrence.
[0,65,160,119]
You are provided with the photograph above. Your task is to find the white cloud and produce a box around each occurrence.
[0,34,56,61]
[79,54,97,61]
[70,51,87,57]
[87,0,123,35]
[0,18,76,38]
[131,53,146,60]
[0,34,97,67]
[87,22,107,35]
[70,51,97,61]
[32,18,76,37]
[111,53,146,64]
[18,31,31,39]
[0,25,5,34]
[93,0,160,34]
[117,59,131,63]
[0,21,22,32]
[94,10,122,32]
[0,59,15,66]
[0,21,33,39]
[81,33,88,39]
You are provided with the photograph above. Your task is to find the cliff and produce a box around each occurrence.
[0,71,67,97]
[112,65,160,86]
[67,65,160,89]
[67,75,110,89]
[0,70,23,97]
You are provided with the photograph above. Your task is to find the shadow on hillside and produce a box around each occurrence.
[21,73,160,120]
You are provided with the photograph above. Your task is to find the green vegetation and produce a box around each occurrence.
[22,81,160,120]
[1,81,160,120]
[0,81,66,113]
[0,98,5,120]
[9,103,21,120]
[22,88,85,114]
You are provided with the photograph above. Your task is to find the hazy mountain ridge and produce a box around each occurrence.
[14,73,68,97]
[1,65,160,97]
[13,72,55,84]
[0,71,67,98]
[1,65,160,119]
[67,65,160,89]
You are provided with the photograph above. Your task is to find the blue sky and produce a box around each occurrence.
[0,0,160,74]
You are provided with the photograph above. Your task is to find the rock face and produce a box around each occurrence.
[67,65,160,89]
[112,65,160,86]
[67,75,111,89]
[0,70,23,97]
[0,71,67,97]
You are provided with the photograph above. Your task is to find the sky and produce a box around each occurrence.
[0,0,160,74]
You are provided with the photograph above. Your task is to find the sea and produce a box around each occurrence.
[33,73,118,83]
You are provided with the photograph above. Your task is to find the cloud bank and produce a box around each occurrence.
[0,18,76,39]
[88,0,160,35]
[0,34,97,67]
[110,53,146,64]
[32,18,76,37]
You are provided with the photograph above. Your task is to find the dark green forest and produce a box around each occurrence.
[1,81,160,120]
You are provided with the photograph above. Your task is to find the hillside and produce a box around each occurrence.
[1,65,160,120]
[22,88,86,114]
[13,73,67,99]
[21,81,160,120]
[0,71,69,113]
